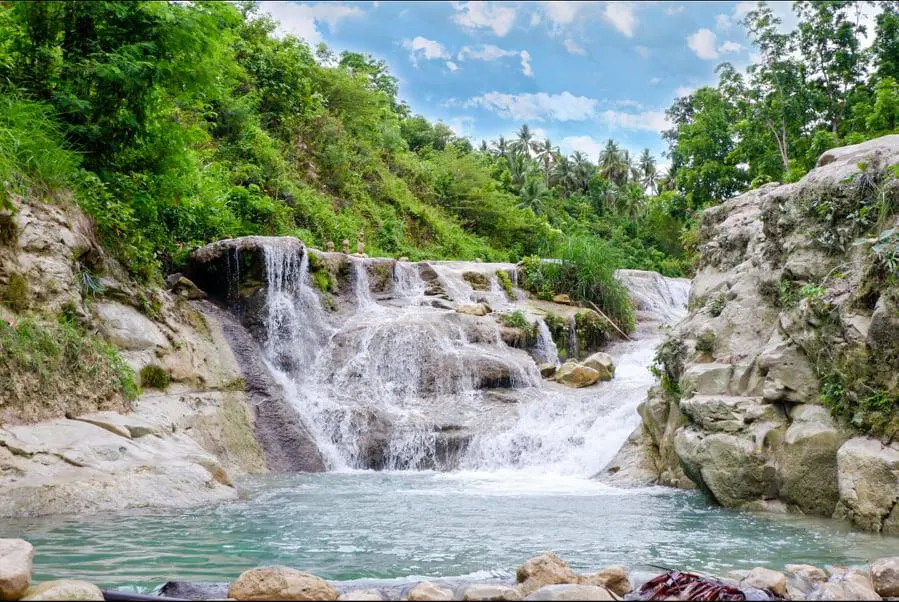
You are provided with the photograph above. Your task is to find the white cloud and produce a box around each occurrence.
[718,40,743,54]
[531,127,549,140]
[451,1,517,37]
[258,2,364,46]
[446,61,459,72]
[447,116,475,137]
[715,14,732,31]
[530,11,542,26]
[665,5,685,15]
[675,85,696,97]
[458,44,518,61]
[600,109,671,132]
[687,28,719,60]
[615,99,644,109]
[635,45,650,58]
[561,135,604,161]
[402,36,450,65]
[564,38,586,55]
[603,2,637,38]
[650,77,661,85]
[542,1,585,27]
[520,50,534,77]
[733,2,755,18]
[466,91,599,122]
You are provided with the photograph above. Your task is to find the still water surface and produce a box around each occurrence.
[3,471,897,592]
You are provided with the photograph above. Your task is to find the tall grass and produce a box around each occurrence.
[522,234,636,334]
[0,96,79,208]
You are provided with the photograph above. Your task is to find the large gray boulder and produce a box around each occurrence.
[0,539,33,600]
[834,438,899,534]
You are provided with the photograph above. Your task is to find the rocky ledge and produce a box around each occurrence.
[3,539,898,601]
[600,135,899,534]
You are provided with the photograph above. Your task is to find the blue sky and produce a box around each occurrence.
[257,1,877,171]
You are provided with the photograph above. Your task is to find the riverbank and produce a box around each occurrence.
[2,537,898,601]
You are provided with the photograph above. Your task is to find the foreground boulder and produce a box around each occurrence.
[0,539,33,601]
[338,590,383,601]
[20,580,102,601]
[228,567,338,601]
[522,584,615,601]
[554,362,600,388]
[784,564,828,600]
[579,566,631,596]
[872,557,899,597]
[833,438,899,534]
[807,569,881,601]
[516,553,579,596]
[742,567,786,597]
[404,581,453,601]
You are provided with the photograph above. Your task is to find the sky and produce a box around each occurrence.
[257,1,880,170]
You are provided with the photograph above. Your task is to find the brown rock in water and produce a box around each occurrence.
[228,567,338,601]
[872,557,899,597]
[582,352,615,381]
[516,552,579,596]
[404,581,453,601]
[580,566,632,596]
[538,363,558,378]
[0,538,34,601]
[554,361,600,388]
[342,240,350,254]
[20,580,103,601]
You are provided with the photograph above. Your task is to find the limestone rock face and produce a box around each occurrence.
[522,584,615,601]
[0,539,34,601]
[554,361,600,388]
[516,553,580,596]
[871,557,899,598]
[630,135,899,532]
[404,581,454,601]
[582,352,615,381]
[834,438,899,534]
[20,580,103,601]
[228,567,338,601]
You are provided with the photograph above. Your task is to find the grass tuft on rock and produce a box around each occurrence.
[3,273,29,312]
[139,364,171,391]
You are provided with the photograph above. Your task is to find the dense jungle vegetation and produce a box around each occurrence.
[0,1,897,332]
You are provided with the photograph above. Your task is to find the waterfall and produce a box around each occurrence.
[533,319,560,366]
[567,315,578,360]
[254,242,689,476]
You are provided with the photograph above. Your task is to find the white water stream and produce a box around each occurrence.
[258,241,689,477]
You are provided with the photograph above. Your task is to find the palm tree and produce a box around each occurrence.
[571,151,593,193]
[518,177,550,214]
[479,139,488,153]
[622,182,647,220]
[512,124,539,158]
[491,136,510,160]
[552,155,575,195]
[535,139,558,187]
[508,153,532,189]
[638,148,658,194]
[598,139,630,186]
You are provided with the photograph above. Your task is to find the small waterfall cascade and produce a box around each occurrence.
[532,319,560,366]
[567,315,579,360]
[254,242,690,476]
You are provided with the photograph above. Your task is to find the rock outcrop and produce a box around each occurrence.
[619,135,899,532]
[0,539,33,600]
[228,566,338,601]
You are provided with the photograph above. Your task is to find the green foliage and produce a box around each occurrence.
[500,310,530,330]
[496,269,515,299]
[3,273,28,312]
[708,294,726,317]
[870,227,899,274]
[312,268,334,293]
[651,336,687,399]
[521,235,635,335]
[695,331,716,356]
[139,364,170,390]
[779,279,801,309]
[819,347,899,440]
[0,315,139,406]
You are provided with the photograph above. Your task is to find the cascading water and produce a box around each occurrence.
[257,241,689,476]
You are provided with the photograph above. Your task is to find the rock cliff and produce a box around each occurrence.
[606,135,899,533]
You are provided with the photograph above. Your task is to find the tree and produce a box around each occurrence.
[638,148,658,194]
[512,124,539,158]
[873,6,899,81]
[571,151,593,193]
[535,139,558,187]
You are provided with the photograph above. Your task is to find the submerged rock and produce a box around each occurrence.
[0,538,33,601]
[554,361,600,388]
[404,581,454,601]
[227,566,338,601]
[522,584,615,601]
[871,557,899,598]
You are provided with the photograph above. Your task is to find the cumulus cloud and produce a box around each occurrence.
[258,1,364,46]
[561,135,604,161]
[520,50,534,77]
[446,61,459,72]
[687,28,719,60]
[564,38,586,55]
[447,116,475,137]
[458,44,518,61]
[542,1,586,27]
[451,1,517,37]
[402,36,450,65]
[466,91,599,122]
[603,2,637,38]
[600,109,671,132]
[665,5,685,15]
[715,13,732,31]
[718,40,743,54]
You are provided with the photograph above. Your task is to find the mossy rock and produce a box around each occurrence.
[462,271,490,290]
